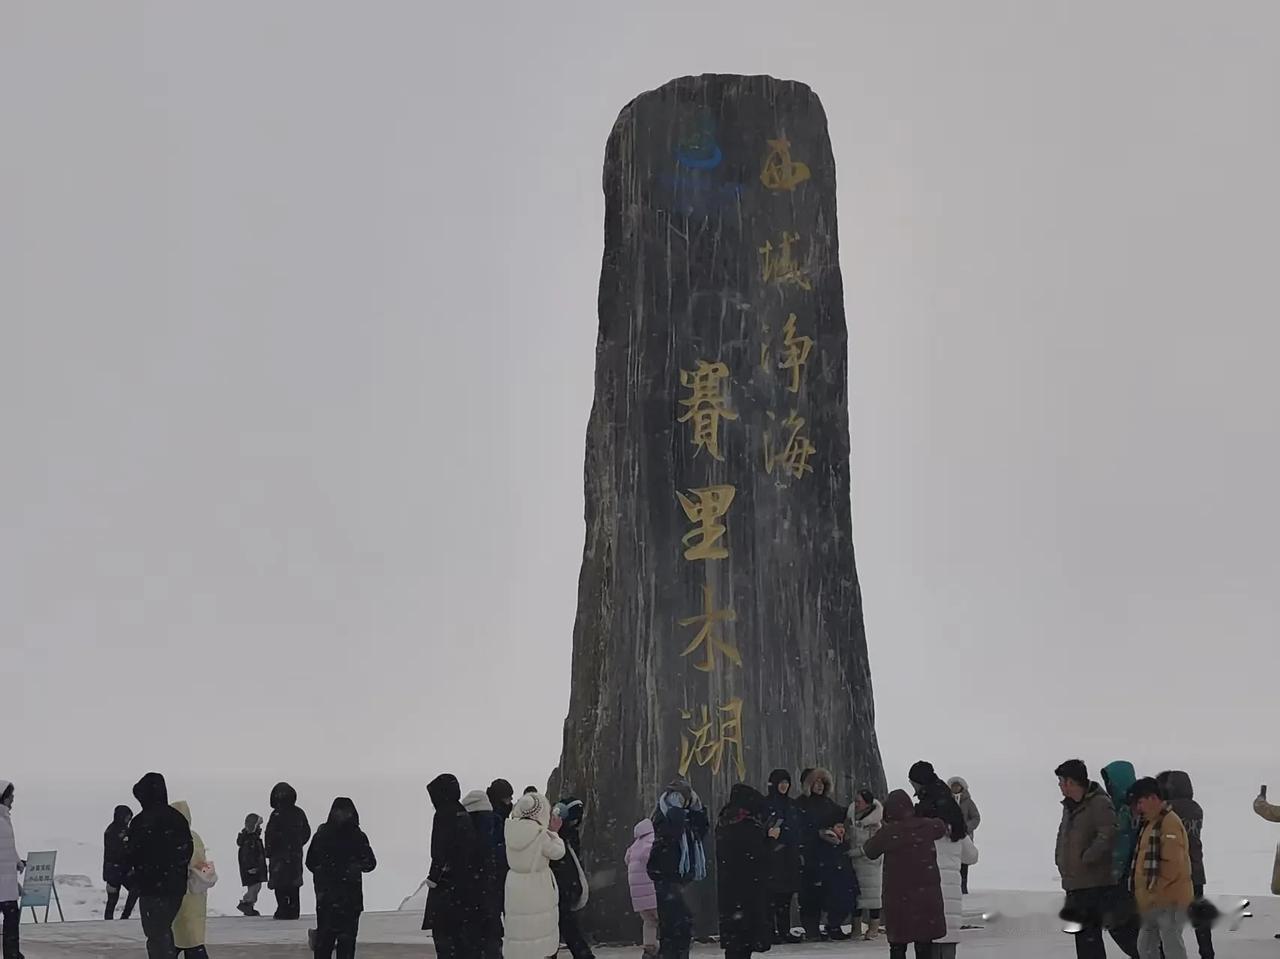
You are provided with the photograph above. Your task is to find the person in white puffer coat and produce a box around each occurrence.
[1,782,24,959]
[933,822,979,959]
[504,792,567,959]
[847,789,883,941]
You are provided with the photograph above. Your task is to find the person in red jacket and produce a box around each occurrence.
[864,790,947,958]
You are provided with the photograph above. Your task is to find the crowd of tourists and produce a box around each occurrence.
[0,766,1278,959]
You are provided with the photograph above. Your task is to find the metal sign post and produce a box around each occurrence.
[20,850,64,922]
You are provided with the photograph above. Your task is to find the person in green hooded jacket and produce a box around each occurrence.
[1100,761,1139,959]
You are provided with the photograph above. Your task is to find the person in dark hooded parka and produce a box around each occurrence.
[306,797,377,959]
[795,768,857,941]
[908,762,968,849]
[716,784,773,959]
[104,804,139,920]
[764,770,802,944]
[864,789,948,959]
[423,773,483,959]
[125,772,194,959]
[266,782,312,921]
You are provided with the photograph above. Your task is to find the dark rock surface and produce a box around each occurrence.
[551,74,886,941]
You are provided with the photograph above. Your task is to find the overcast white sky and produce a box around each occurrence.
[3,2,1277,799]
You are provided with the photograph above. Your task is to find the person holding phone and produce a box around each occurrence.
[1253,784,1280,940]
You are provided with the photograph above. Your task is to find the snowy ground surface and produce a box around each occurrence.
[17,891,1280,959]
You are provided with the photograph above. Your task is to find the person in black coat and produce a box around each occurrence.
[104,804,139,920]
[717,784,773,959]
[1157,770,1213,959]
[463,789,504,959]
[648,779,710,959]
[764,770,802,944]
[551,798,594,959]
[237,813,268,916]
[266,782,312,921]
[423,773,483,959]
[306,797,377,959]
[125,772,194,959]
[908,761,967,842]
[486,779,514,905]
[795,768,857,941]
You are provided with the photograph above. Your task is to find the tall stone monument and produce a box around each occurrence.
[551,74,886,940]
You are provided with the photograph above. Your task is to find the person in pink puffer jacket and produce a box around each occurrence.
[625,818,659,956]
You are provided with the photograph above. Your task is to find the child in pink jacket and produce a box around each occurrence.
[624,818,658,956]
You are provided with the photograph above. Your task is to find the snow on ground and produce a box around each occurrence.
[17,891,1280,958]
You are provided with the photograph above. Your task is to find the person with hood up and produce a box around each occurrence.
[551,798,594,959]
[908,763,967,851]
[306,797,377,959]
[863,789,948,958]
[763,770,801,944]
[237,814,267,917]
[848,789,884,940]
[463,789,505,959]
[171,801,215,958]
[1100,761,1141,959]
[503,792,566,959]
[1054,760,1118,959]
[626,817,659,957]
[0,782,23,959]
[1154,771,1211,959]
[266,782,311,921]
[126,773,194,959]
[715,784,772,959]
[795,768,856,941]
[104,804,139,920]
[946,778,980,894]
[1128,778,1193,959]
[423,774,482,959]
[648,779,710,959]
[932,807,979,959]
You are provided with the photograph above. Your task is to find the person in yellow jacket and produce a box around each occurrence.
[1129,778,1192,959]
[171,801,213,958]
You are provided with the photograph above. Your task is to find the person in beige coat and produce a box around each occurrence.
[1254,787,1280,940]
[171,801,213,958]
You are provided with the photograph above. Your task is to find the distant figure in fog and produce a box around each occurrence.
[237,813,267,916]
[307,797,377,959]
[126,773,194,959]
[946,778,980,894]
[171,800,215,958]
[266,782,311,921]
[104,804,139,920]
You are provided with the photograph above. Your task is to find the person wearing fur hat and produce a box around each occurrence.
[104,804,139,920]
[551,798,594,959]
[648,779,710,959]
[716,784,773,959]
[848,789,884,940]
[236,814,267,917]
[946,778,980,895]
[504,792,566,959]
[795,768,857,941]
[764,770,801,944]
